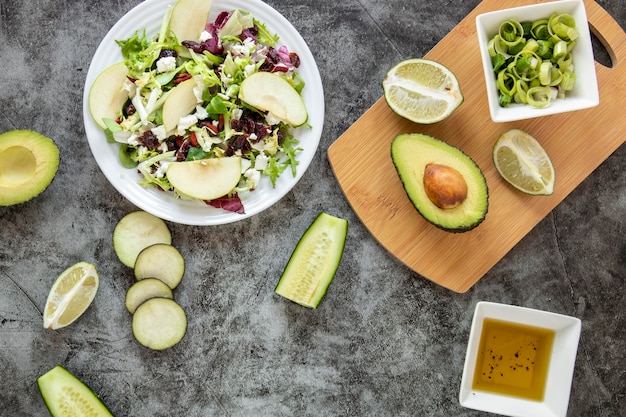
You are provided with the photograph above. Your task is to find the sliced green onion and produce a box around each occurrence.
[522,38,539,53]
[492,53,508,72]
[526,86,553,108]
[531,19,550,40]
[499,94,513,107]
[549,13,578,41]
[499,19,524,45]
[548,67,563,87]
[497,69,517,96]
[514,79,529,104]
[560,71,576,91]
[536,40,554,59]
[539,61,552,85]
[488,13,578,108]
[552,40,568,60]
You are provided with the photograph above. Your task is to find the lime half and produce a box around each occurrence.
[382,58,463,124]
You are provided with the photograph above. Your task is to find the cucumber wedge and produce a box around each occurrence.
[275,212,348,308]
[37,365,113,417]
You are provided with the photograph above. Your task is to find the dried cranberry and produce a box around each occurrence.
[289,52,301,68]
[227,134,251,155]
[176,138,191,161]
[158,49,178,59]
[138,131,160,149]
[124,102,136,117]
[181,40,203,53]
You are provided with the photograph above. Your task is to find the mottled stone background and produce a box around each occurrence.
[0,0,623,416]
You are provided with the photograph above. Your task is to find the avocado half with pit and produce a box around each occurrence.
[0,130,60,206]
[391,133,488,232]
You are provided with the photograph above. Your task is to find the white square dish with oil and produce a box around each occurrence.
[459,301,581,417]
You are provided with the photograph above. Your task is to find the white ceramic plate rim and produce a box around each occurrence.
[476,0,599,123]
[82,0,324,225]
[459,301,581,417]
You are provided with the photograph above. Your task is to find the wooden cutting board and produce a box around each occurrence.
[328,0,625,293]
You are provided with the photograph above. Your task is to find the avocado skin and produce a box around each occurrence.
[390,133,488,233]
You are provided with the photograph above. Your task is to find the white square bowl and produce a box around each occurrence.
[476,0,599,122]
[459,301,582,417]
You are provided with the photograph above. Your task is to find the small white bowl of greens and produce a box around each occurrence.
[476,0,599,122]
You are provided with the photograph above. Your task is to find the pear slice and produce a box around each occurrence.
[239,72,308,126]
[169,0,213,43]
[162,78,198,133]
[88,62,129,129]
[167,157,242,200]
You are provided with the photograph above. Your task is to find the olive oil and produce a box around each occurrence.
[472,318,555,401]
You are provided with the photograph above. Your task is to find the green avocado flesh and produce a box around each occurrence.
[391,133,488,232]
[0,130,59,206]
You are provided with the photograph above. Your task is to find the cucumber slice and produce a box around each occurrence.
[37,365,113,417]
[113,211,172,268]
[275,212,348,308]
[132,298,187,350]
[134,243,185,289]
[125,278,174,314]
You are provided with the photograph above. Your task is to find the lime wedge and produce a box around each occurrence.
[493,129,555,195]
[43,262,99,330]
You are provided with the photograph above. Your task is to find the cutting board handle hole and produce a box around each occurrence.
[590,27,613,68]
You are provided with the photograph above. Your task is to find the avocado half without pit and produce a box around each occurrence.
[0,130,60,206]
[391,133,488,232]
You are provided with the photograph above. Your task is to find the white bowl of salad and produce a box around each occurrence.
[476,0,599,123]
[83,0,324,225]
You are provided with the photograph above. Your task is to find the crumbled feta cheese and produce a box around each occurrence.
[156,56,176,73]
[199,30,212,42]
[195,105,208,120]
[244,64,256,77]
[265,112,283,126]
[128,134,140,146]
[244,168,261,189]
[151,125,167,141]
[122,78,137,98]
[240,158,252,173]
[137,146,148,157]
[177,114,198,136]
[193,86,204,103]
[228,43,247,56]
[155,161,171,178]
[254,153,269,171]
[252,140,265,152]
[232,108,243,121]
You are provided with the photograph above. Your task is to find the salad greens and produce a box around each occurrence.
[101,8,307,213]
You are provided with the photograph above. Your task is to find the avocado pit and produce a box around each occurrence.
[423,163,467,209]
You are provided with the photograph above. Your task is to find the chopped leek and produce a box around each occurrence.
[487,13,579,108]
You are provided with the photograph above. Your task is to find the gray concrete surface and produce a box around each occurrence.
[0,0,624,416]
